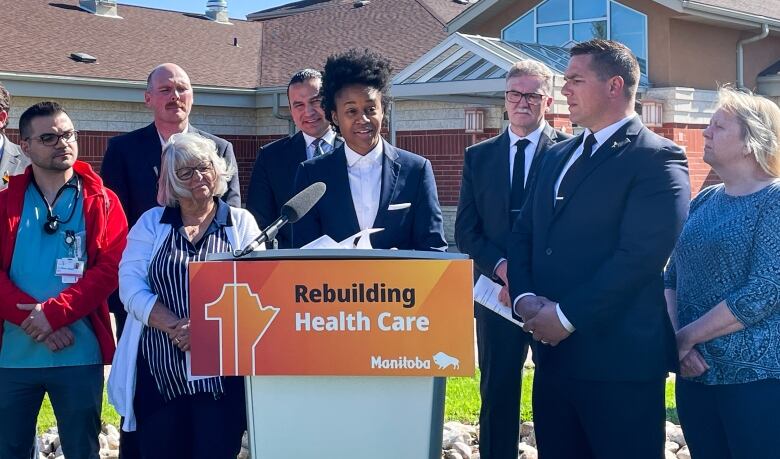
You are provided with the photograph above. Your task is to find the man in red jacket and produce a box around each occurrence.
[0,101,127,459]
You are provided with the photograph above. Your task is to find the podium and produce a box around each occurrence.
[189,249,474,458]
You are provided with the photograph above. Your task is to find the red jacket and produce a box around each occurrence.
[0,161,127,364]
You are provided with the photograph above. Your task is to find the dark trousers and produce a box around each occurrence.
[676,377,780,459]
[532,368,666,459]
[475,305,530,459]
[0,365,103,459]
[134,356,246,459]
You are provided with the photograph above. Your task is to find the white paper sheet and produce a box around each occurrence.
[301,228,385,250]
[474,275,524,327]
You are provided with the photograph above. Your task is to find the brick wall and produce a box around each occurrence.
[650,123,715,195]
[395,128,500,206]
[5,128,281,200]
[6,120,714,208]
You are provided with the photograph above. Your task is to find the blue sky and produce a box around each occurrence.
[119,1,290,19]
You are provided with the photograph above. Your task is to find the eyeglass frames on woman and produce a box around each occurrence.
[175,162,214,181]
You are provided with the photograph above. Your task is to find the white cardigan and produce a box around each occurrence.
[107,205,262,431]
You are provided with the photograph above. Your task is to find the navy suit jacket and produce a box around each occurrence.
[508,116,690,381]
[100,122,240,228]
[245,131,342,248]
[292,139,447,251]
[0,135,30,191]
[455,124,570,279]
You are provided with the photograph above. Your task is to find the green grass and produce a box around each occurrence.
[36,370,678,433]
[37,390,120,434]
[445,368,679,424]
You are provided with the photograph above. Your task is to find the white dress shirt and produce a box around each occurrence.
[302,129,336,160]
[516,115,637,334]
[345,141,383,231]
[157,124,189,146]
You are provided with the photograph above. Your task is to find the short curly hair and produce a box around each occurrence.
[321,48,393,133]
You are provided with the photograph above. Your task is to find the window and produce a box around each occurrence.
[502,0,648,75]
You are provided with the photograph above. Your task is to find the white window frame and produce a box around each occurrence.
[501,0,648,74]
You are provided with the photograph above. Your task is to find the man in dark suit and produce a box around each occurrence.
[100,63,240,459]
[0,83,30,191]
[455,60,570,459]
[246,69,341,248]
[293,138,447,251]
[101,63,240,229]
[508,40,690,459]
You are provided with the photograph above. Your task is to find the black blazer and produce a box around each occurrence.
[292,139,447,251]
[100,123,241,228]
[508,116,690,381]
[245,131,341,248]
[455,124,570,279]
[0,135,30,191]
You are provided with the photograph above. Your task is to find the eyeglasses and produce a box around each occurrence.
[175,162,214,180]
[505,91,546,105]
[26,130,79,146]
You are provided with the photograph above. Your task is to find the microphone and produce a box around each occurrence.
[234,181,326,257]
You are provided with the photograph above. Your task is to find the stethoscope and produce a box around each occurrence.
[31,176,82,235]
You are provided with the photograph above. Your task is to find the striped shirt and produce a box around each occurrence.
[141,199,233,401]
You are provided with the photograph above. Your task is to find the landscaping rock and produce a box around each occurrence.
[677,446,691,459]
[518,442,538,459]
[665,441,680,453]
[665,423,686,447]
[519,421,534,438]
[452,441,472,459]
[442,422,472,449]
[443,449,463,459]
[523,428,536,448]
[665,450,677,459]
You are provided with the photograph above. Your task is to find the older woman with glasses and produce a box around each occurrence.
[665,88,780,459]
[108,132,261,459]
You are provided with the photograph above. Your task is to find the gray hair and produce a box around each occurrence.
[717,87,780,177]
[156,132,235,207]
[507,60,554,95]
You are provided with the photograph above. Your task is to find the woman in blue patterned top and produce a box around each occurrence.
[665,88,780,459]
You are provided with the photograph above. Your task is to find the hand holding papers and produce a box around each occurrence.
[474,275,523,327]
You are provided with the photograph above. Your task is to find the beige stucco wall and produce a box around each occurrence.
[7,97,286,137]
[668,20,780,90]
[393,100,505,131]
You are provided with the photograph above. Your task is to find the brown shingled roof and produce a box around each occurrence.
[1,0,470,89]
[694,0,780,22]
[258,0,468,86]
[1,0,262,88]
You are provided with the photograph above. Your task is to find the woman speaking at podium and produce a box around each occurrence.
[108,133,261,459]
[292,48,447,252]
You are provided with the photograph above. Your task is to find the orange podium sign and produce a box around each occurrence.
[189,258,474,377]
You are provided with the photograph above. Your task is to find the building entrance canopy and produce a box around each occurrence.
[392,32,649,105]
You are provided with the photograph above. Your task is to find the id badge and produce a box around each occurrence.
[56,257,84,284]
